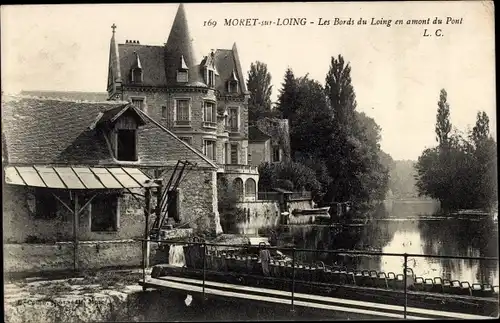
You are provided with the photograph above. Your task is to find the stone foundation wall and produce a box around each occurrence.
[4,241,166,273]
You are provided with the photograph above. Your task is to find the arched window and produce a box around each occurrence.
[245,178,256,198]
[233,178,243,199]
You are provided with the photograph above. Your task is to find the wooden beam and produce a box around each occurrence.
[73,192,79,272]
[142,187,152,289]
[123,187,144,203]
[52,193,74,214]
[76,193,97,216]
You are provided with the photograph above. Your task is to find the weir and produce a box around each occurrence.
[139,238,499,320]
[168,245,186,267]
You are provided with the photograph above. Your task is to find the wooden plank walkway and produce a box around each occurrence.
[139,276,496,320]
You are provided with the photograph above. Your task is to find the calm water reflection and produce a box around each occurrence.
[273,200,499,286]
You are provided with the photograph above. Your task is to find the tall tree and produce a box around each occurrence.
[415,90,498,212]
[276,68,298,120]
[435,89,452,147]
[470,111,490,148]
[469,112,497,210]
[246,61,274,123]
[323,55,388,206]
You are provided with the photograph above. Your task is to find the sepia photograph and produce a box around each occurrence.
[1,1,497,321]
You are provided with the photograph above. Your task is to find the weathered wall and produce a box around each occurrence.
[4,243,74,272]
[4,241,168,273]
[154,167,222,234]
[3,185,146,243]
[248,141,270,167]
[3,185,74,243]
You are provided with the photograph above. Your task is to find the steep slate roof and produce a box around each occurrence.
[164,3,205,87]
[2,95,216,168]
[118,44,166,87]
[212,46,247,94]
[248,125,271,142]
[112,4,247,92]
[116,4,206,88]
[20,91,109,102]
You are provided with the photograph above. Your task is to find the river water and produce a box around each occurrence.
[270,200,499,286]
[154,200,497,321]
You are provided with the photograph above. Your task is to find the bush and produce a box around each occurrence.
[258,161,322,197]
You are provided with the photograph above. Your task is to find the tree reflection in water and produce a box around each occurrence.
[273,201,498,284]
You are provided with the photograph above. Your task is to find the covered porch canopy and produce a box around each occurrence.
[4,166,155,189]
[4,165,158,271]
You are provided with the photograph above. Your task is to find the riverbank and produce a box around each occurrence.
[4,269,147,323]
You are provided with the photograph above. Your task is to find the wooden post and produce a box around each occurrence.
[144,187,151,269]
[73,191,79,272]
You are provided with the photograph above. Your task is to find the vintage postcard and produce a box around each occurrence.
[2,1,497,322]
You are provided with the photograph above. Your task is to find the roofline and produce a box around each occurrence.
[3,94,127,105]
[136,110,218,169]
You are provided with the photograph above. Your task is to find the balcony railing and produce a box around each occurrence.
[289,191,312,200]
[258,191,312,201]
[223,164,258,174]
[174,120,191,127]
[203,121,217,129]
[258,192,281,200]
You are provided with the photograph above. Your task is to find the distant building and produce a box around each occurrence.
[249,118,290,167]
[20,90,109,102]
[106,4,259,201]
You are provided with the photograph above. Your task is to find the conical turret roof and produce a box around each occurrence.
[164,4,205,87]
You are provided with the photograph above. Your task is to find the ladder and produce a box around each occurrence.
[150,160,196,238]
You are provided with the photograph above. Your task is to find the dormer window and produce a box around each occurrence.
[96,104,147,163]
[228,80,238,93]
[131,52,143,83]
[177,70,188,83]
[208,70,215,87]
[117,129,137,161]
[131,68,143,83]
[177,55,189,83]
[228,70,239,93]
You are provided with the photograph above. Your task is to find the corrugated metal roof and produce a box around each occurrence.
[4,166,156,189]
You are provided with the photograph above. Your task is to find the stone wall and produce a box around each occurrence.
[3,185,146,243]
[248,140,270,167]
[3,241,167,273]
[154,167,222,234]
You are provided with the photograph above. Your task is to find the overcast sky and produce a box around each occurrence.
[1,2,495,160]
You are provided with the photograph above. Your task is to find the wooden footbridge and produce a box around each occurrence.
[139,271,495,320]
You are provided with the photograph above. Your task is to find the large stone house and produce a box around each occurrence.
[2,95,220,273]
[106,4,259,202]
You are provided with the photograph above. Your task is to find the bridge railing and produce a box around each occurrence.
[140,238,499,319]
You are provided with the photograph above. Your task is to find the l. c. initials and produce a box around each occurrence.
[423,29,443,37]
